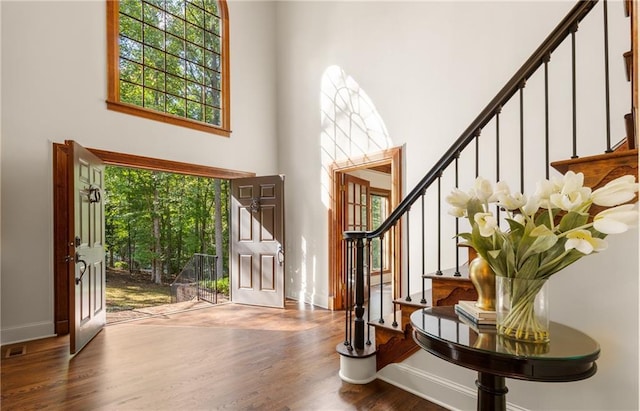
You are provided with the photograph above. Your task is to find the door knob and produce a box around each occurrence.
[277,245,284,266]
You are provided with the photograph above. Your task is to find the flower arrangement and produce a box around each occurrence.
[446,171,638,342]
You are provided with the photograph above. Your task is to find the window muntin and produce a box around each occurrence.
[107,0,230,136]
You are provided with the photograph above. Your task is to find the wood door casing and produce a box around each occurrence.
[230,175,285,308]
[53,144,70,335]
[328,147,402,310]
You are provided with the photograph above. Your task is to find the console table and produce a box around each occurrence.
[410,306,600,411]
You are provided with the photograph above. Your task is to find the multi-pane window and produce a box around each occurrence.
[107,0,230,136]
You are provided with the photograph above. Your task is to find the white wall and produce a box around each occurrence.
[275,1,637,410]
[349,169,391,191]
[0,0,278,343]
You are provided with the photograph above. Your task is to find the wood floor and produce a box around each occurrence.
[1,301,447,411]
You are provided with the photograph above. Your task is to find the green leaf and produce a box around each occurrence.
[516,254,540,279]
[558,211,589,233]
[538,249,584,278]
[485,249,508,278]
[506,218,525,233]
[521,232,558,263]
[534,208,559,229]
[458,232,472,242]
[466,198,484,226]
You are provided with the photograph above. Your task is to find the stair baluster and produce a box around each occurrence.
[405,210,413,299]
[420,193,427,304]
[366,238,372,346]
[454,152,461,277]
[544,54,551,178]
[379,233,385,324]
[519,83,526,192]
[604,0,613,153]
[436,172,443,275]
[571,22,579,159]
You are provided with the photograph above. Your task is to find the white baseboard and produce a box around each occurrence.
[1,321,55,345]
[286,290,329,309]
[377,363,476,410]
[377,363,529,411]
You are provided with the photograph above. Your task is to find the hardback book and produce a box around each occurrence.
[456,308,497,332]
[456,300,496,322]
[455,304,496,326]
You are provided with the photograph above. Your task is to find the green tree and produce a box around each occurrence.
[104,166,230,284]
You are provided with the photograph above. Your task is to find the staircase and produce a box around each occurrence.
[337,0,638,382]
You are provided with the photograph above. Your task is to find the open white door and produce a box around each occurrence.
[67,140,106,354]
[230,175,285,308]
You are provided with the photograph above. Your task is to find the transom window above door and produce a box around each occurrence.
[106,0,230,136]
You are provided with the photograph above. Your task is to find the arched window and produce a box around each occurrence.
[107,0,230,136]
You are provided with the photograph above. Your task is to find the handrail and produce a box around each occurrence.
[344,0,599,241]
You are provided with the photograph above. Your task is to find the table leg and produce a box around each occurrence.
[476,372,508,411]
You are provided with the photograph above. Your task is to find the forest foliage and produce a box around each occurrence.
[118,0,224,125]
[105,166,229,284]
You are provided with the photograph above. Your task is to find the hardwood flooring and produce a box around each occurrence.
[1,301,447,411]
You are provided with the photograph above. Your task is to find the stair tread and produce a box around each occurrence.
[550,148,638,191]
[368,310,405,333]
[423,265,470,280]
[551,148,638,169]
[392,290,431,308]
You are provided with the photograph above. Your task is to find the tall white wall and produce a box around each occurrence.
[275,1,637,410]
[0,0,278,343]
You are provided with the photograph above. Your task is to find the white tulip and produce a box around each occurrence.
[593,204,638,234]
[560,171,586,194]
[474,212,498,237]
[522,194,541,216]
[473,177,494,203]
[448,207,466,218]
[549,172,591,212]
[534,178,557,201]
[591,175,639,207]
[498,192,527,211]
[549,188,591,212]
[446,188,471,209]
[564,229,608,254]
[489,181,511,203]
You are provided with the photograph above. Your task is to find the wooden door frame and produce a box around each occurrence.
[53,143,254,335]
[327,147,402,310]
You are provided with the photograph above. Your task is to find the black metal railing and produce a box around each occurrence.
[341,0,631,354]
[171,253,227,305]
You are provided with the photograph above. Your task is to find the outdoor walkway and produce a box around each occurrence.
[106,299,223,323]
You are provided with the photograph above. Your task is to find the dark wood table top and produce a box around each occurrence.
[411,306,600,382]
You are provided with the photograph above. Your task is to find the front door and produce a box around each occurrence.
[67,140,106,354]
[230,175,285,308]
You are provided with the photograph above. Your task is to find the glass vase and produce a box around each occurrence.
[496,276,549,343]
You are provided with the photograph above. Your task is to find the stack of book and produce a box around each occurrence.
[454,300,496,328]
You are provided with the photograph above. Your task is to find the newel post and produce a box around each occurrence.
[336,231,376,384]
[353,236,365,350]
